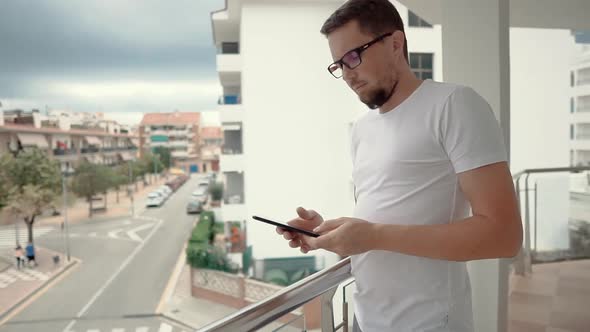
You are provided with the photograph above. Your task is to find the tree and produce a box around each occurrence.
[71,161,113,217]
[5,149,61,244]
[139,152,164,184]
[152,146,171,169]
[0,153,15,209]
[113,164,129,202]
[9,185,55,243]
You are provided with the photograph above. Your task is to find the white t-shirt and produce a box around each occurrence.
[350,79,507,332]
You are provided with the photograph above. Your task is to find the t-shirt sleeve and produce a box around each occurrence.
[439,86,508,174]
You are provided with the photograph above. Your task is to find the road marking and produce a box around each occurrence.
[126,223,154,242]
[5,269,34,281]
[107,228,124,240]
[136,327,149,332]
[62,218,164,332]
[158,322,173,332]
[89,232,97,237]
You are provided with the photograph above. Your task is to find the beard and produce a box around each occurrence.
[359,84,395,110]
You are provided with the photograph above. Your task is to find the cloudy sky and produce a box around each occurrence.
[0,0,224,124]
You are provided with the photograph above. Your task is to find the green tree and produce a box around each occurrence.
[152,146,171,169]
[5,149,61,244]
[113,164,130,202]
[0,153,16,209]
[71,161,113,217]
[9,185,56,243]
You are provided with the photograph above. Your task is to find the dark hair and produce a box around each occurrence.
[320,0,408,62]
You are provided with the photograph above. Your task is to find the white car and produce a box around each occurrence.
[156,186,172,199]
[146,192,164,207]
[191,188,209,204]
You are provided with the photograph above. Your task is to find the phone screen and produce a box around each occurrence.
[252,215,320,238]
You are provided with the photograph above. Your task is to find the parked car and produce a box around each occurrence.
[191,187,209,204]
[186,198,203,214]
[146,192,164,207]
[165,175,189,192]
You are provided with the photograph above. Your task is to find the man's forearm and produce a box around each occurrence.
[371,215,522,261]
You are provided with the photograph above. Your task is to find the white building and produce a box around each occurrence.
[570,35,590,166]
[211,0,586,331]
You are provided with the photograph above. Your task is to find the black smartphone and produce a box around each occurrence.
[252,215,320,238]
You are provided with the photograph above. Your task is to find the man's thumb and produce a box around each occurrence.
[297,207,315,220]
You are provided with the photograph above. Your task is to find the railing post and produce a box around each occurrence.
[320,287,338,332]
[524,173,532,274]
[514,174,526,276]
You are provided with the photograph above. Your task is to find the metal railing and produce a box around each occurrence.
[512,166,590,275]
[200,166,590,331]
[197,257,352,332]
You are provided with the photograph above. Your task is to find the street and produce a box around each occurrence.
[0,175,202,332]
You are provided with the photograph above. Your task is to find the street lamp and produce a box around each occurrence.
[61,163,72,262]
[128,160,134,217]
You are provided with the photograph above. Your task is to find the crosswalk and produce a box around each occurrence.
[0,267,50,288]
[0,226,55,248]
[68,322,191,332]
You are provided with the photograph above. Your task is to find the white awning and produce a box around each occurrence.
[130,138,140,147]
[84,136,102,146]
[119,152,135,161]
[17,133,49,148]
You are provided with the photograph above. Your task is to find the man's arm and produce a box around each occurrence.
[372,162,522,261]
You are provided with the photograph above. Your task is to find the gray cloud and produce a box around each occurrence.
[0,0,224,112]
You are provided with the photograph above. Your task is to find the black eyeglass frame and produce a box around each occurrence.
[327,32,393,78]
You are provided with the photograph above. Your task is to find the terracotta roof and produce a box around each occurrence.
[201,126,222,139]
[140,112,201,126]
[0,124,138,138]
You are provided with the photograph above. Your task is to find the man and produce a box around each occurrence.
[276,1,522,331]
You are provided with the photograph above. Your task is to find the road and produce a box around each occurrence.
[0,175,203,332]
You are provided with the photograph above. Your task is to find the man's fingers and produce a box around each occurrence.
[313,218,345,233]
[289,239,301,248]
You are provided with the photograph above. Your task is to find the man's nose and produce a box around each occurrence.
[342,66,357,84]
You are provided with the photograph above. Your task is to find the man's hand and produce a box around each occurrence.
[307,217,375,256]
[277,207,324,253]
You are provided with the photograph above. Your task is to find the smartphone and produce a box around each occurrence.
[252,215,320,238]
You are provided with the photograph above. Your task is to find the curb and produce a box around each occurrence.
[0,258,79,324]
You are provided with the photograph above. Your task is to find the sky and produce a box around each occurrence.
[0,0,224,125]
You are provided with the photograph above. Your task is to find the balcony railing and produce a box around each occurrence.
[513,165,590,275]
[223,194,244,205]
[197,257,352,332]
[222,147,243,155]
[53,148,77,156]
[81,147,99,154]
[218,95,241,105]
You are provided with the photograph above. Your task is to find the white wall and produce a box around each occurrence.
[241,1,363,264]
[510,28,574,172]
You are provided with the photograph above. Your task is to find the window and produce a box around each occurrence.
[408,10,432,27]
[221,42,239,54]
[410,53,433,80]
[571,124,575,140]
[571,71,575,87]
[571,98,575,113]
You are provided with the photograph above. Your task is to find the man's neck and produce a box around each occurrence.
[378,73,423,114]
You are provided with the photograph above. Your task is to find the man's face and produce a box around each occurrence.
[327,20,397,109]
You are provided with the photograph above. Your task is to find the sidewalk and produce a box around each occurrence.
[0,246,78,321]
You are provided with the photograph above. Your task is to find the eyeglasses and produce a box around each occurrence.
[327,32,393,79]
